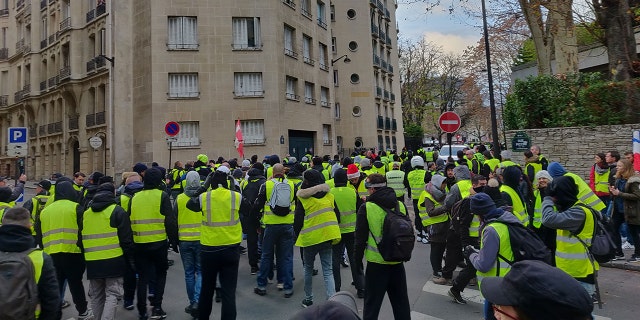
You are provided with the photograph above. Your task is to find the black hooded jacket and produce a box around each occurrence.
[240,168,266,226]
[36,181,85,251]
[81,188,134,279]
[0,225,61,320]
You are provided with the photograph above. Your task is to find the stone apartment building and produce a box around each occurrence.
[0,0,403,180]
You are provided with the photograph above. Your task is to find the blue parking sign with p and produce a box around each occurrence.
[8,127,27,144]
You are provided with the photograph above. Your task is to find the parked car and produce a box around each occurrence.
[437,144,468,162]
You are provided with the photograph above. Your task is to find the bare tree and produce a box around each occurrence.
[592,0,638,81]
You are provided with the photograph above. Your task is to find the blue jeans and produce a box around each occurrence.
[179,241,202,304]
[257,224,294,293]
[302,241,335,301]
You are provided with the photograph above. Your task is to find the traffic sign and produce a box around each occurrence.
[8,127,28,144]
[438,112,461,133]
[165,121,180,137]
[7,143,28,157]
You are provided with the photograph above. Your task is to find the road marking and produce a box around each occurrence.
[422,281,484,304]
[411,311,444,320]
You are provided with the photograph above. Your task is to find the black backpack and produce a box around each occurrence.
[449,198,471,234]
[572,204,617,263]
[493,221,553,265]
[372,203,416,262]
[0,248,40,320]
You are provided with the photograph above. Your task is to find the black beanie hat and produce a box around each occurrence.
[96,182,115,194]
[470,192,497,216]
[143,167,163,189]
[303,169,324,188]
[333,168,348,186]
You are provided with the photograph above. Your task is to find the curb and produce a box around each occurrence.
[601,261,640,272]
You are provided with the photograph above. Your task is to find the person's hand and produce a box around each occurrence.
[463,245,479,259]
[609,186,620,196]
[19,174,27,182]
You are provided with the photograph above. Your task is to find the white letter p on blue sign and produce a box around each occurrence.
[8,127,27,144]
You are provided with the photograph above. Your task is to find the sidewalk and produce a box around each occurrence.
[600,247,640,272]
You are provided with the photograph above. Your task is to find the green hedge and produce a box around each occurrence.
[504,73,640,129]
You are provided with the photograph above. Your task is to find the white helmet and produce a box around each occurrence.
[411,156,425,168]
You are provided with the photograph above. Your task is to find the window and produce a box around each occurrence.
[320,87,329,107]
[352,106,361,116]
[317,1,327,29]
[323,125,331,145]
[301,0,312,19]
[347,9,356,19]
[234,72,263,97]
[378,135,384,151]
[348,41,358,51]
[304,82,315,104]
[232,17,261,50]
[167,16,198,50]
[286,76,299,100]
[302,35,314,65]
[284,25,297,58]
[333,70,339,86]
[173,121,200,147]
[334,103,341,119]
[168,73,199,98]
[350,73,360,83]
[331,37,336,54]
[318,43,328,70]
[242,119,265,145]
[330,5,335,21]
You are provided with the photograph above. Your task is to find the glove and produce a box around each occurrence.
[172,243,180,254]
[463,245,479,260]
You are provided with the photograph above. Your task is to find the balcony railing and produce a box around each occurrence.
[69,115,79,130]
[24,2,31,15]
[29,126,37,138]
[388,64,394,74]
[23,43,31,54]
[392,119,397,131]
[377,116,384,129]
[386,36,392,46]
[283,0,295,9]
[370,0,376,7]
[383,90,390,101]
[59,66,71,80]
[320,100,329,107]
[317,18,327,29]
[319,62,328,71]
[40,0,46,10]
[381,59,388,71]
[86,112,106,127]
[15,90,24,103]
[377,0,384,11]
[323,139,332,146]
[95,56,106,68]
[39,125,45,136]
[0,48,8,60]
[304,97,316,104]
[17,0,25,9]
[96,2,106,16]
[60,17,71,32]
[284,48,298,58]
[86,9,95,23]
[54,121,62,133]
[96,111,106,125]
[301,8,312,19]
[376,86,382,99]
[385,117,391,130]
[371,24,379,36]
[87,59,96,72]
[285,93,299,101]
[0,8,9,16]
[0,95,7,107]
[390,93,395,103]
[303,56,315,66]
[40,80,47,91]
[373,54,380,68]
[48,33,56,45]
[379,30,386,41]
[47,123,55,134]
[16,39,24,54]
[385,8,391,20]
[48,75,58,88]
[40,39,48,49]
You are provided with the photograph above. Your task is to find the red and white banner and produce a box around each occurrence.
[235,119,244,159]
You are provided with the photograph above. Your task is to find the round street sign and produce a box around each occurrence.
[165,121,180,137]
[89,136,103,149]
[438,111,461,133]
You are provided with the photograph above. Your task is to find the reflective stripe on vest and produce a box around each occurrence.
[477,222,513,288]
[408,169,426,199]
[349,180,368,199]
[130,189,167,243]
[418,191,447,226]
[594,170,610,194]
[500,185,529,227]
[82,204,124,261]
[40,199,81,254]
[330,186,358,233]
[499,160,518,168]
[364,201,406,265]
[565,172,605,211]
[556,205,599,278]
[171,169,185,190]
[0,202,14,226]
[262,178,295,225]
[177,193,201,241]
[469,215,481,237]
[30,195,49,235]
[386,170,406,197]
[295,194,341,247]
[200,189,242,246]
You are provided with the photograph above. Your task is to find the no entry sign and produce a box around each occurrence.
[165,121,180,136]
[438,112,461,133]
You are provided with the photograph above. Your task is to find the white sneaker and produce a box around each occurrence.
[416,235,423,242]
[622,241,635,250]
[421,237,429,244]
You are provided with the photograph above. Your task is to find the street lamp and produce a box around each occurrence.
[331,54,351,66]
[481,0,501,156]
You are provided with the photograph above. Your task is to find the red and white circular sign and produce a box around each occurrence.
[438,111,461,133]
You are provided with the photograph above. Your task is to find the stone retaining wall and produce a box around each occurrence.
[505,124,640,181]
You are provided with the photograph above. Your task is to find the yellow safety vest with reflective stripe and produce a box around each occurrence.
[418,191,447,226]
[565,172,605,211]
[425,151,434,162]
[477,222,513,288]
[176,193,201,241]
[349,179,368,199]
[40,199,81,254]
[365,201,406,265]
[0,202,14,226]
[594,170,610,194]
[457,180,472,199]
[325,179,335,189]
[171,169,185,190]
[386,170,406,197]
[81,204,123,261]
[200,189,242,246]
[130,189,166,243]
[28,249,45,319]
[408,169,426,199]
[120,194,132,213]
[30,195,49,235]
[469,215,481,237]
[556,205,599,278]
[263,178,296,225]
[295,194,341,247]
[330,186,358,233]
[499,160,518,168]
[485,158,500,172]
[73,183,83,193]
[533,190,543,228]
[526,162,542,185]
[500,185,530,227]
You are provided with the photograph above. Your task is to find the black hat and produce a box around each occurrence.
[480,260,593,320]
[469,192,497,216]
[36,180,52,191]
[303,169,324,188]
[333,168,348,186]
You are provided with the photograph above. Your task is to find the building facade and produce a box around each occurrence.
[0,0,403,180]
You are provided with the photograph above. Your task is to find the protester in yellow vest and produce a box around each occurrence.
[589,153,610,209]
[386,162,406,201]
[465,192,518,318]
[81,182,134,320]
[406,156,429,244]
[129,167,178,320]
[329,168,365,298]
[346,164,368,200]
[22,179,51,242]
[542,176,599,298]
[547,162,606,212]
[418,174,448,279]
[39,181,93,320]
[532,170,557,260]
[353,173,411,320]
[0,207,61,320]
[186,169,243,320]
[175,171,203,318]
[500,166,531,227]
[294,169,341,308]
[524,150,543,188]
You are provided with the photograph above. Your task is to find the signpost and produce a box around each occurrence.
[438,112,461,161]
[165,122,180,170]
[7,127,27,199]
[511,131,531,152]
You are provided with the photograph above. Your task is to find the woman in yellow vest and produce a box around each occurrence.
[418,174,449,279]
[589,153,610,209]
[81,182,134,320]
[293,169,341,308]
[465,193,518,319]
[186,169,242,320]
[533,170,557,260]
